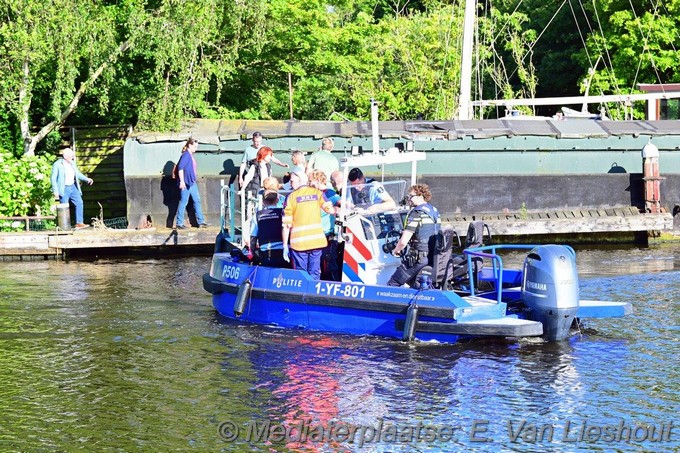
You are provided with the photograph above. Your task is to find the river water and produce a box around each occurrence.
[0,244,678,452]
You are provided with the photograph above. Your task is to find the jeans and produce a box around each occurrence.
[176,183,206,227]
[321,239,341,281]
[60,184,84,224]
[290,248,322,280]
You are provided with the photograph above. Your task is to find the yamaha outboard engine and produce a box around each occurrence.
[521,245,579,341]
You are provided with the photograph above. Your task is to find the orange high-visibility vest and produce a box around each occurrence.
[283,186,332,251]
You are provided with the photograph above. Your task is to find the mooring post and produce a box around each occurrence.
[642,141,661,213]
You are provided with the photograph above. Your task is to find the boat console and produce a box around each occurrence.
[340,209,408,286]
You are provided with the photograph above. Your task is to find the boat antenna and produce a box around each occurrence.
[371,99,380,154]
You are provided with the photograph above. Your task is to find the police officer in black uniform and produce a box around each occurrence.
[387,184,440,287]
[249,190,289,268]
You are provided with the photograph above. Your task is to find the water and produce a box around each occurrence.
[0,245,678,452]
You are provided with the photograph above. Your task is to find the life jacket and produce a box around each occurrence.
[255,207,284,251]
[282,186,331,251]
[407,203,441,252]
[244,159,271,196]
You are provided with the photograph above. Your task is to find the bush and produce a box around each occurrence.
[0,150,55,231]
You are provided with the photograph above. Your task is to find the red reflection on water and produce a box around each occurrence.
[270,336,349,452]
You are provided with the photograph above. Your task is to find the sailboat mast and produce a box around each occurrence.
[458,0,475,120]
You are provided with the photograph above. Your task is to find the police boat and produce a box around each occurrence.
[203,150,632,343]
[203,101,631,342]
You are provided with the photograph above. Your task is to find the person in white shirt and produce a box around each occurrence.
[239,132,288,187]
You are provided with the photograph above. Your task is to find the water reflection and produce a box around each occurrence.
[0,246,678,451]
[574,245,679,276]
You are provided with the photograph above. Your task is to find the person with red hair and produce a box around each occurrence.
[240,146,274,197]
[238,132,288,187]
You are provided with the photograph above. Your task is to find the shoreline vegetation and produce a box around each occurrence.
[1,1,678,228]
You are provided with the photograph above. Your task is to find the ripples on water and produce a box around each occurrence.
[0,246,678,452]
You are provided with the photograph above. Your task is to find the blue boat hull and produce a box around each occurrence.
[203,253,544,343]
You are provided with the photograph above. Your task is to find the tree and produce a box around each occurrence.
[132,0,267,129]
[576,0,680,118]
[0,0,144,156]
[0,0,265,156]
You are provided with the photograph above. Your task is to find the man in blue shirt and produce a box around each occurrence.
[348,167,396,215]
[50,147,94,228]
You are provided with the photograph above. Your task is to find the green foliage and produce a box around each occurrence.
[0,111,20,156]
[357,6,466,120]
[134,0,266,130]
[577,0,680,119]
[519,202,528,220]
[234,1,467,121]
[1,0,679,145]
[0,149,54,230]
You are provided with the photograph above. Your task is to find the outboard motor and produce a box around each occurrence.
[521,245,579,341]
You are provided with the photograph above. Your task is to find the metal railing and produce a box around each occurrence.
[463,244,542,303]
[0,216,56,232]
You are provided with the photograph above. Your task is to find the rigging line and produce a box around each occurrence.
[627,0,664,91]
[650,0,678,84]
[479,0,503,117]
[577,0,595,35]
[481,1,508,101]
[576,0,608,95]
[507,0,568,82]
[435,2,459,118]
[568,0,594,69]
[491,0,525,44]
[527,0,569,54]
[591,0,622,96]
[474,0,483,117]
[656,0,678,53]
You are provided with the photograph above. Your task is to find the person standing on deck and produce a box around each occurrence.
[282,171,335,280]
[261,176,285,208]
[239,132,288,187]
[308,170,342,280]
[306,137,339,182]
[240,146,274,198]
[387,184,441,287]
[50,147,94,229]
[282,150,307,191]
[250,190,288,268]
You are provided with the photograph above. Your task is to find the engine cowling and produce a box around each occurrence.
[521,245,579,340]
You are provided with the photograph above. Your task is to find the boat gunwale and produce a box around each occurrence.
[203,273,460,319]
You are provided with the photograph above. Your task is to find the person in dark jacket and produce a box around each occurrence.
[250,190,288,268]
[387,184,441,287]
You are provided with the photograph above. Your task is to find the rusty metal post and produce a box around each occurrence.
[642,141,661,213]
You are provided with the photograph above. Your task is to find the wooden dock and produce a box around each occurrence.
[0,209,674,259]
[0,227,221,260]
[446,207,673,236]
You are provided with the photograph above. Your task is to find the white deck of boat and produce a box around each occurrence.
[459,317,538,326]
[461,295,499,306]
